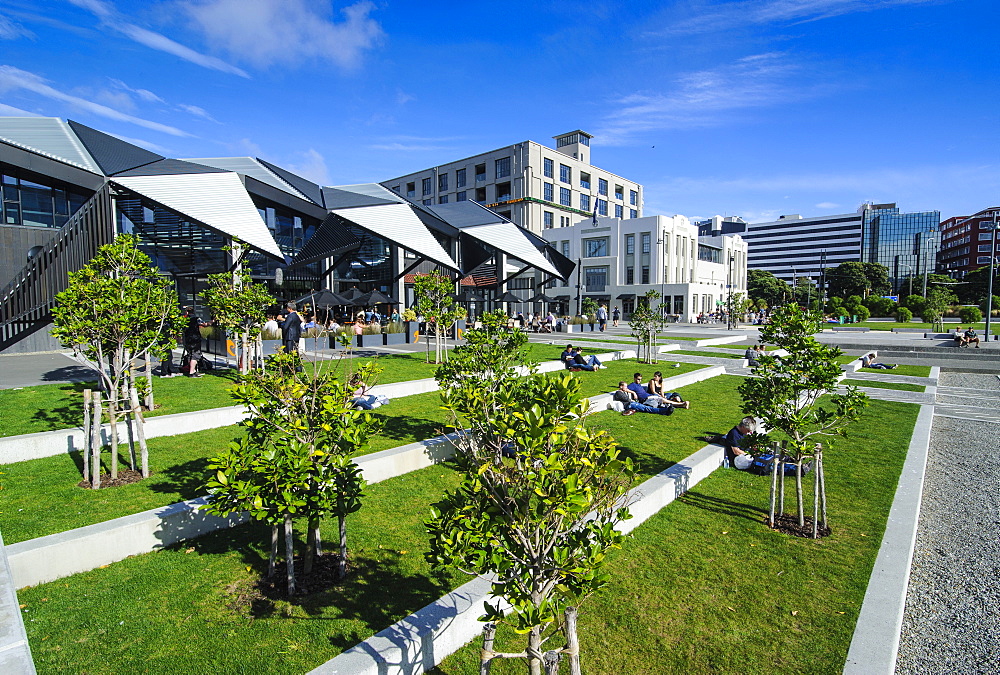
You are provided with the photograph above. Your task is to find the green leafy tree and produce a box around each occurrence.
[413,270,466,364]
[580,296,598,325]
[896,307,913,322]
[979,294,1000,318]
[959,306,982,323]
[747,268,791,307]
[739,305,869,536]
[792,277,817,307]
[203,352,382,594]
[428,316,636,674]
[959,266,998,303]
[902,294,926,315]
[922,287,957,329]
[629,289,667,363]
[864,296,897,317]
[825,262,888,298]
[51,234,182,486]
[202,264,275,375]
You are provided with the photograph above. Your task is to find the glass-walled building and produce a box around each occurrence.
[860,203,941,295]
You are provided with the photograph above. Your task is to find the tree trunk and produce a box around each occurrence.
[313,522,322,558]
[91,391,103,488]
[778,441,786,517]
[818,451,828,528]
[123,369,137,472]
[338,513,348,580]
[768,444,779,527]
[129,386,150,478]
[543,651,560,674]
[812,452,820,538]
[143,352,154,410]
[304,517,317,575]
[795,459,805,528]
[564,606,581,675]
[528,626,543,675]
[82,389,92,484]
[107,397,120,479]
[284,514,296,596]
[480,623,496,675]
[241,329,250,375]
[269,525,278,577]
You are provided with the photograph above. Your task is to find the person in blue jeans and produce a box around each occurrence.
[613,382,673,416]
[572,346,604,370]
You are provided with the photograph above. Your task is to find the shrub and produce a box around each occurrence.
[896,307,913,322]
[979,295,1000,317]
[903,295,926,315]
[959,306,983,323]
[853,305,871,321]
[864,296,897,317]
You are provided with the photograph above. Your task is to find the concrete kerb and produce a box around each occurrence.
[842,403,934,675]
[0,534,35,675]
[313,441,728,675]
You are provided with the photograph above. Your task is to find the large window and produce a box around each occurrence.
[630,209,638,219]
[615,204,623,218]
[456,168,466,188]
[598,178,608,196]
[641,232,651,254]
[561,241,570,257]
[457,191,467,202]
[625,266,634,284]
[438,172,448,192]
[2,169,90,229]
[438,195,448,204]
[580,194,591,212]
[543,158,554,178]
[625,235,634,254]
[559,187,571,206]
[584,266,608,292]
[475,163,486,182]
[641,266,650,284]
[559,164,571,184]
[543,182,553,202]
[614,184,624,200]
[630,190,638,206]
[495,157,511,179]
[544,211,554,228]
[422,177,432,195]
[406,182,415,198]
[597,199,608,216]
[580,172,591,189]
[584,237,608,257]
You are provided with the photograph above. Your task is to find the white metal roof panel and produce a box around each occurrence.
[185,157,310,201]
[111,172,283,259]
[0,117,101,173]
[462,221,560,277]
[331,202,459,270]
[333,183,406,204]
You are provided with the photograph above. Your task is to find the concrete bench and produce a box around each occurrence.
[832,327,871,332]
[892,328,927,333]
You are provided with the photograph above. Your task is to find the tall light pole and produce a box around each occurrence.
[727,253,735,329]
[921,227,937,299]
[657,232,666,317]
[986,213,998,341]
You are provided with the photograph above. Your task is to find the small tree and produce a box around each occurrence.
[580,296,598,325]
[203,352,382,594]
[739,304,869,536]
[958,306,982,324]
[896,306,913,323]
[629,289,667,363]
[202,264,275,375]
[51,234,182,487]
[413,271,466,364]
[428,314,637,674]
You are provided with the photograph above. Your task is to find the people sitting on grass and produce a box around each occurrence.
[964,327,980,348]
[647,371,690,407]
[744,344,758,366]
[560,344,576,369]
[349,374,389,410]
[723,416,757,463]
[613,381,673,416]
[628,372,663,406]
[572,345,605,371]
[629,372,691,409]
[860,352,897,369]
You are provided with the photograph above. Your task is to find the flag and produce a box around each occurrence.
[592,202,598,225]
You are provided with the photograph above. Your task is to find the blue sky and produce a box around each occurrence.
[0,0,997,223]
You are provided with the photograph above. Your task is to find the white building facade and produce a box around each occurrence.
[544,214,747,321]
[381,131,644,235]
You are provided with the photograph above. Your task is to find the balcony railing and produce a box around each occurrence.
[475,174,487,183]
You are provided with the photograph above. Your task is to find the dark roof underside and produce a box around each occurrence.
[67,119,164,175]
[257,158,324,206]
[113,158,229,176]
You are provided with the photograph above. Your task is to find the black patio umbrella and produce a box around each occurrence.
[354,289,394,306]
[339,287,365,302]
[527,293,557,303]
[293,289,346,308]
[496,291,521,304]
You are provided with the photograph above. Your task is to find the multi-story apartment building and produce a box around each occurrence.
[705,203,940,296]
[381,131,643,235]
[938,207,1000,278]
[544,214,747,320]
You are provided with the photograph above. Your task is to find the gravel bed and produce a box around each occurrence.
[896,414,1000,674]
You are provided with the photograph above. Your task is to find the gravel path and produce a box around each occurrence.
[896,373,1000,673]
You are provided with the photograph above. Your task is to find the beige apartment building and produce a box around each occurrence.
[381,131,644,235]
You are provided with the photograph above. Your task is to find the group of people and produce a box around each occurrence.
[743,344,766,366]
[953,326,981,348]
[560,344,606,371]
[613,371,691,416]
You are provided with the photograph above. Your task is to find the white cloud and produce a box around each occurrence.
[396,90,415,106]
[0,102,40,116]
[285,148,330,185]
[815,201,840,209]
[67,0,249,77]
[0,13,34,39]
[596,53,808,144]
[109,78,165,104]
[180,0,383,69]
[177,103,218,122]
[652,0,940,35]
[0,65,192,136]
[369,134,466,152]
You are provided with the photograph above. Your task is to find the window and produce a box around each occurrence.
[981,232,994,241]
[406,182,415,198]
[597,199,608,216]
[614,204,623,218]
[598,178,608,196]
[475,163,487,182]
[439,195,448,204]
[543,182,553,202]
[584,237,608,257]
[476,187,487,202]
[543,158,554,178]
[438,173,448,192]
[495,157,511,179]
[559,164,571,184]
[979,244,993,252]
[625,266,634,284]
[422,177,432,195]
[641,266,650,284]
[392,185,400,193]
[614,184,624,200]
[630,209,638,219]
[544,211,554,228]
[641,233,651,254]
[584,266,608,292]
[622,298,635,315]
[580,172,591,189]
[422,198,432,205]
[673,295,684,315]
[625,234,634,255]
[495,181,511,201]
[630,190,638,206]
[457,191,467,202]
[509,277,534,290]
[561,241,570,257]
[559,187,571,206]
[580,194,591,212]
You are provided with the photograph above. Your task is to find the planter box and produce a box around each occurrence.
[450,319,467,339]
[556,323,575,333]
[383,332,407,346]
[355,335,380,348]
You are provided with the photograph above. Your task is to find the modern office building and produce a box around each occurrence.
[544,214,747,320]
[938,207,1000,278]
[705,203,940,295]
[0,117,572,353]
[381,131,644,235]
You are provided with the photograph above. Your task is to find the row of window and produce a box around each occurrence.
[2,170,90,229]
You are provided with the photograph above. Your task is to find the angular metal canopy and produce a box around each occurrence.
[460,221,561,278]
[185,157,311,202]
[331,202,460,272]
[111,172,283,259]
[0,117,101,173]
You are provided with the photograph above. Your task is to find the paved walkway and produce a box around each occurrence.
[0,352,93,389]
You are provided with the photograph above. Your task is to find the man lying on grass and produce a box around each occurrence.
[629,372,691,409]
[613,381,673,416]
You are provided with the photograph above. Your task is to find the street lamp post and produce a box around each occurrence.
[986,213,998,341]
[727,253,735,330]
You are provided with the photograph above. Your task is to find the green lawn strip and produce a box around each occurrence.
[841,379,924,392]
[834,355,931,378]
[433,399,920,674]
[1,362,715,543]
[17,377,745,674]
[846,321,1000,334]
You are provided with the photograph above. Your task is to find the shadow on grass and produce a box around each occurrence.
[146,457,215,501]
[677,490,766,523]
[374,412,445,443]
[29,382,91,429]
[616,444,679,478]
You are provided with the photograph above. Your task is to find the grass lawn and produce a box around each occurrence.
[432,398,920,674]
[834,354,932,378]
[846,320,1000,334]
[841,379,924,392]
[1,359,712,544]
[17,377,745,674]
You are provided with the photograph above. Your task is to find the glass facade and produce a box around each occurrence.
[861,205,941,294]
[2,166,91,229]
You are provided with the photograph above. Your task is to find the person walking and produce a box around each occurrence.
[281,302,302,356]
[612,306,621,327]
[597,304,609,331]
